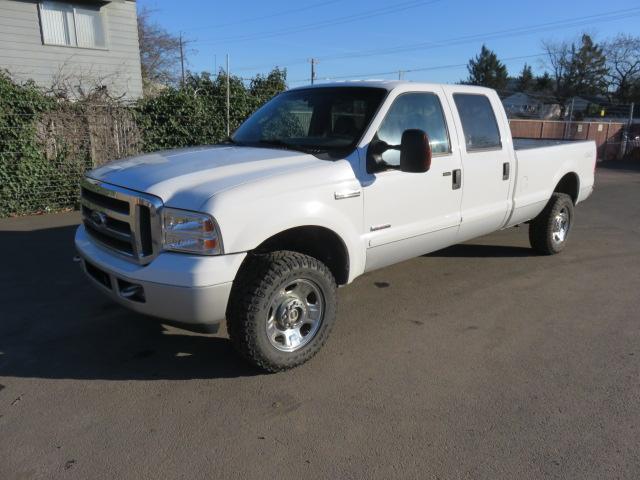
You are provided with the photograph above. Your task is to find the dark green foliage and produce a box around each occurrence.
[564,35,609,97]
[134,68,287,151]
[0,68,287,217]
[0,71,61,217]
[535,72,555,94]
[544,35,609,104]
[465,45,509,91]
[516,64,535,92]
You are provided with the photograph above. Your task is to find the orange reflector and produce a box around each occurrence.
[204,238,218,249]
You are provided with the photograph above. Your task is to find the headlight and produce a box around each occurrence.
[161,208,223,255]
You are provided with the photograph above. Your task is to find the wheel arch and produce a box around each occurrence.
[252,225,350,285]
[554,172,580,204]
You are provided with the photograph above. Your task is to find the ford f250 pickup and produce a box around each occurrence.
[75,81,596,371]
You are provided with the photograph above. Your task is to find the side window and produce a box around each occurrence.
[453,94,502,151]
[376,93,450,166]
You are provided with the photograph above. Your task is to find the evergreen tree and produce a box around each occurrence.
[516,64,534,92]
[466,45,509,91]
[544,34,608,101]
[564,34,609,97]
[534,72,554,93]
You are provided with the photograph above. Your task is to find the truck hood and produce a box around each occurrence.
[88,145,332,210]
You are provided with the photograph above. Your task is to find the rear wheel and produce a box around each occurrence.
[529,192,574,255]
[227,251,337,372]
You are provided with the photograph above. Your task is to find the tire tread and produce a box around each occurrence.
[529,192,573,255]
[227,251,337,373]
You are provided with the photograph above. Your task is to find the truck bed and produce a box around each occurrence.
[506,138,596,228]
[513,138,593,150]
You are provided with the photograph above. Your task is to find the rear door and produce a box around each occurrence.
[446,89,514,241]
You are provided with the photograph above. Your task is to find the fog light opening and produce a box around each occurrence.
[117,280,146,303]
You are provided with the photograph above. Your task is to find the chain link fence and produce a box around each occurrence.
[0,70,285,217]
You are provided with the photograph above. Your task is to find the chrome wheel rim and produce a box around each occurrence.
[552,207,570,244]
[266,278,325,352]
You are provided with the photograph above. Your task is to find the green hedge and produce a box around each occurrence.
[0,68,287,217]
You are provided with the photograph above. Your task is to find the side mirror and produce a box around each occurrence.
[400,129,431,173]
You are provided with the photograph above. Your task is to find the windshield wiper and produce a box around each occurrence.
[257,139,326,154]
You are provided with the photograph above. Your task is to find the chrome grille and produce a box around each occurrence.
[80,178,163,265]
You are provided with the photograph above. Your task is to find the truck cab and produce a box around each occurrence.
[76,81,596,372]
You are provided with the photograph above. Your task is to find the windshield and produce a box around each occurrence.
[232,87,387,153]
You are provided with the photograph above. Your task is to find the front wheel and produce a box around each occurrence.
[529,192,574,255]
[226,251,337,372]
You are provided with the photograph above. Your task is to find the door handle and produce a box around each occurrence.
[503,162,510,180]
[452,169,461,190]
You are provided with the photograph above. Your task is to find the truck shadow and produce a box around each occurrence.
[0,224,261,380]
[598,160,640,173]
[426,243,535,258]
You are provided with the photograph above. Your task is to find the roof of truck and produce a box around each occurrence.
[289,80,494,94]
[290,80,415,91]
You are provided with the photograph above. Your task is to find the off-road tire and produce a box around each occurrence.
[226,251,337,372]
[529,192,574,255]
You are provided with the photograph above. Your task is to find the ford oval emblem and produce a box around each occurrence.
[90,211,108,227]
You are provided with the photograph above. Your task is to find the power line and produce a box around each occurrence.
[287,52,550,84]
[233,7,640,72]
[181,0,343,32]
[318,7,640,61]
[194,0,442,45]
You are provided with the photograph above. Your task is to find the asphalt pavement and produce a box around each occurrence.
[1,164,639,479]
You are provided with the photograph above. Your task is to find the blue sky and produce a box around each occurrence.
[138,0,640,86]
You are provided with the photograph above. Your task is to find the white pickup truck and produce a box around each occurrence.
[75,81,596,371]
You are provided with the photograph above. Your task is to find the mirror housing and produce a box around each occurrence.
[400,129,431,173]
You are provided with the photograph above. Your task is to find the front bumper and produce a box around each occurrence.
[75,225,246,326]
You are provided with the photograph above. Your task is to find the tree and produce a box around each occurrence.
[567,34,608,96]
[604,35,640,102]
[249,67,288,103]
[465,45,508,91]
[534,72,554,93]
[137,7,183,93]
[543,34,608,101]
[516,64,534,92]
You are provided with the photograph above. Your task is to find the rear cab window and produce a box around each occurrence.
[453,94,502,151]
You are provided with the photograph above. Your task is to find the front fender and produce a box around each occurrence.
[202,186,366,283]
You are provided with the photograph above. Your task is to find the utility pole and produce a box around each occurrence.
[310,58,318,85]
[226,54,230,138]
[179,32,185,87]
[622,102,635,159]
[565,97,575,140]
[398,70,404,80]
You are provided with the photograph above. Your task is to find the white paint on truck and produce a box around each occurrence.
[75,81,595,370]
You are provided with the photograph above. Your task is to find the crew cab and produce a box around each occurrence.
[75,81,596,372]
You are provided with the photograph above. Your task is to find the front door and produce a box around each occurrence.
[363,90,463,272]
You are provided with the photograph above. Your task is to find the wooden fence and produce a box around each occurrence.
[509,119,625,161]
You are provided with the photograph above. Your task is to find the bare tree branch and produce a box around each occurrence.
[604,35,640,102]
[137,7,184,93]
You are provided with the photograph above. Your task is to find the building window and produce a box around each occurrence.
[39,2,106,49]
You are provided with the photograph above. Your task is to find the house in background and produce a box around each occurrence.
[0,0,143,100]
[502,92,561,120]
